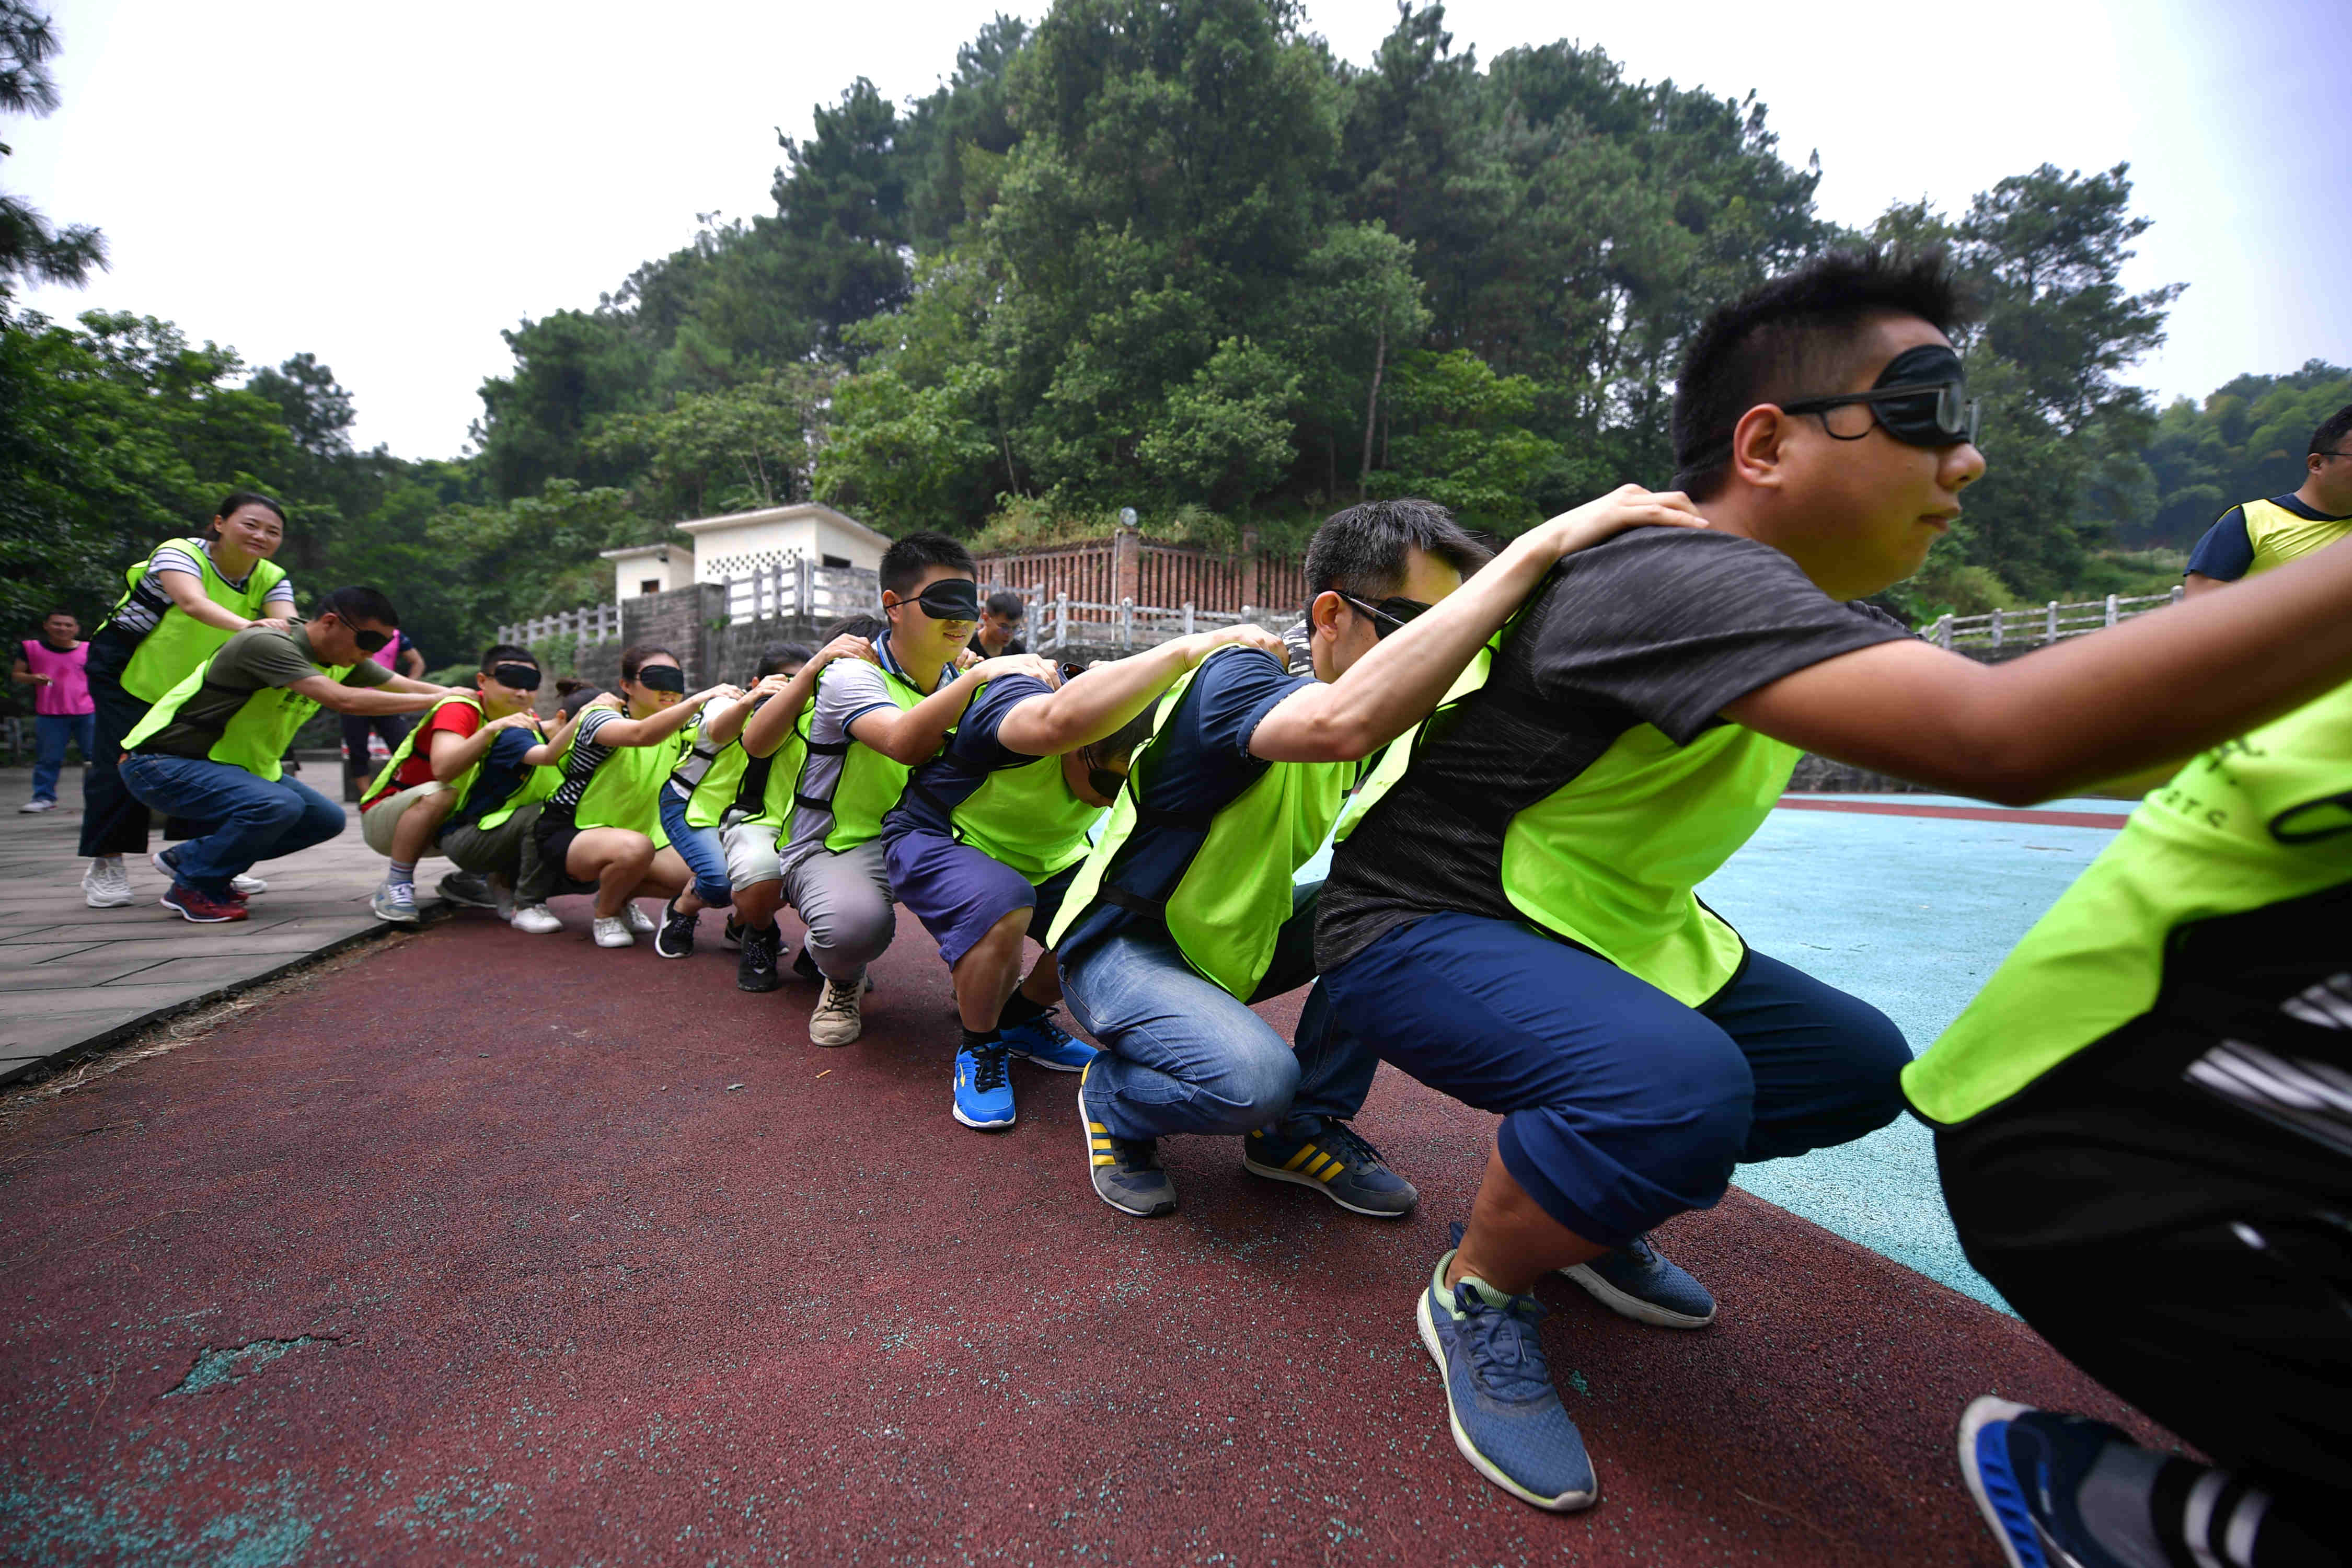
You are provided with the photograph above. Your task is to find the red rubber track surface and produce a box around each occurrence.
[0,908,2169,1566]
[1777,798,2127,829]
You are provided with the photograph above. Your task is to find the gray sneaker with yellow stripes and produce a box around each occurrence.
[1079,1062,1176,1217]
[1243,1119,1419,1217]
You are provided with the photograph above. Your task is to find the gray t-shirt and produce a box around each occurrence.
[776,635,956,874]
[1315,527,1911,971]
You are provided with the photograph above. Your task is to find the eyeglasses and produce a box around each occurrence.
[2315,449,2352,461]
[1782,379,1981,449]
[1334,591,1431,638]
[351,628,390,653]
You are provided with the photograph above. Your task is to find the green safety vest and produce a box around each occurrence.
[730,718,809,830]
[101,537,292,703]
[794,661,930,852]
[1905,678,2352,1126]
[666,705,810,832]
[1046,648,1359,999]
[909,687,1104,883]
[558,714,687,846]
[1333,631,1788,1009]
[667,715,748,831]
[363,694,483,803]
[363,695,558,831]
[2241,497,2352,579]
[123,642,353,783]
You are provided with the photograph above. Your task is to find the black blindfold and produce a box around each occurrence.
[909,580,981,621]
[635,665,687,693]
[491,663,543,691]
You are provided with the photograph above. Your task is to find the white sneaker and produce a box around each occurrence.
[20,799,55,813]
[230,872,268,895]
[82,859,134,908]
[622,900,657,935]
[510,903,563,935]
[371,882,420,924]
[809,974,867,1046]
[592,915,635,948]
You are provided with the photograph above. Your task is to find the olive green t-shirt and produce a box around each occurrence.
[134,624,391,760]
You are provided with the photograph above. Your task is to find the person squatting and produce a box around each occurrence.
[55,248,2352,1567]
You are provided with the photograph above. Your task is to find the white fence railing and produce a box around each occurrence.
[504,577,2182,663]
[976,583,1296,652]
[726,560,882,627]
[1920,587,2182,651]
[502,602,621,652]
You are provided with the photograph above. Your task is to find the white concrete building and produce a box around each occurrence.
[599,503,892,605]
[599,541,696,604]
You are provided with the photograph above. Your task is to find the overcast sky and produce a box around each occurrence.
[10,0,2347,458]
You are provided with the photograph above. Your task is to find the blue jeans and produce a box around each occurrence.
[32,712,96,802]
[118,753,347,895]
[657,788,733,907]
[1322,911,1912,1249]
[1058,883,1378,1142]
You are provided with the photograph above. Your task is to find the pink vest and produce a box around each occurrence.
[371,636,402,672]
[22,639,91,717]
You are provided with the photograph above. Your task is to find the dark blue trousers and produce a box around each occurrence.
[1321,911,1911,1247]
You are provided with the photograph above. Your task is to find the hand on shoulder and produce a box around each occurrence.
[1525,485,1706,565]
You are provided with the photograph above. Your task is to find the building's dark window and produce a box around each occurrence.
[821,554,852,569]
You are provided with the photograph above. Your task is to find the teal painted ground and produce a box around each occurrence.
[1298,794,2139,1312]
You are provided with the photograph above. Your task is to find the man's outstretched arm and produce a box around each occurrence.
[1726,534,2352,804]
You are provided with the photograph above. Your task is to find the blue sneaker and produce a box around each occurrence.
[952,1042,1016,1129]
[999,1009,1097,1072]
[1416,1243,1598,1512]
[1243,1119,1418,1217]
[1561,1233,1716,1328]
[1958,1397,2141,1568]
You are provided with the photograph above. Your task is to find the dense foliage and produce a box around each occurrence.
[4,0,2341,681]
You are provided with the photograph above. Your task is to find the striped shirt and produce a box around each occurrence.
[546,706,624,816]
[111,541,297,639]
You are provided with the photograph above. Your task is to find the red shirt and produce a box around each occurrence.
[363,700,480,809]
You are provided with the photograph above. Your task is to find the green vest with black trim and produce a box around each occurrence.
[793,661,929,852]
[1904,678,2352,1126]
[668,704,810,832]
[2241,497,2352,579]
[1335,630,1788,1009]
[121,643,352,783]
[102,537,292,702]
[555,712,686,846]
[907,687,1103,884]
[364,695,557,831]
[1046,647,1362,999]
[363,694,483,803]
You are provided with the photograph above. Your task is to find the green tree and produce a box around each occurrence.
[1877,163,2183,601]
[0,1,103,292]
[592,364,839,520]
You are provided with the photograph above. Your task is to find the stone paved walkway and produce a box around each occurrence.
[0,762,440,1084]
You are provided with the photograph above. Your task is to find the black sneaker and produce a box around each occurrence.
[737,922,781,992]
[654,897,697,960]
[721,917,745,950]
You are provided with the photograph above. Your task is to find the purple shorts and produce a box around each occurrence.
[884,828,1080,969]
